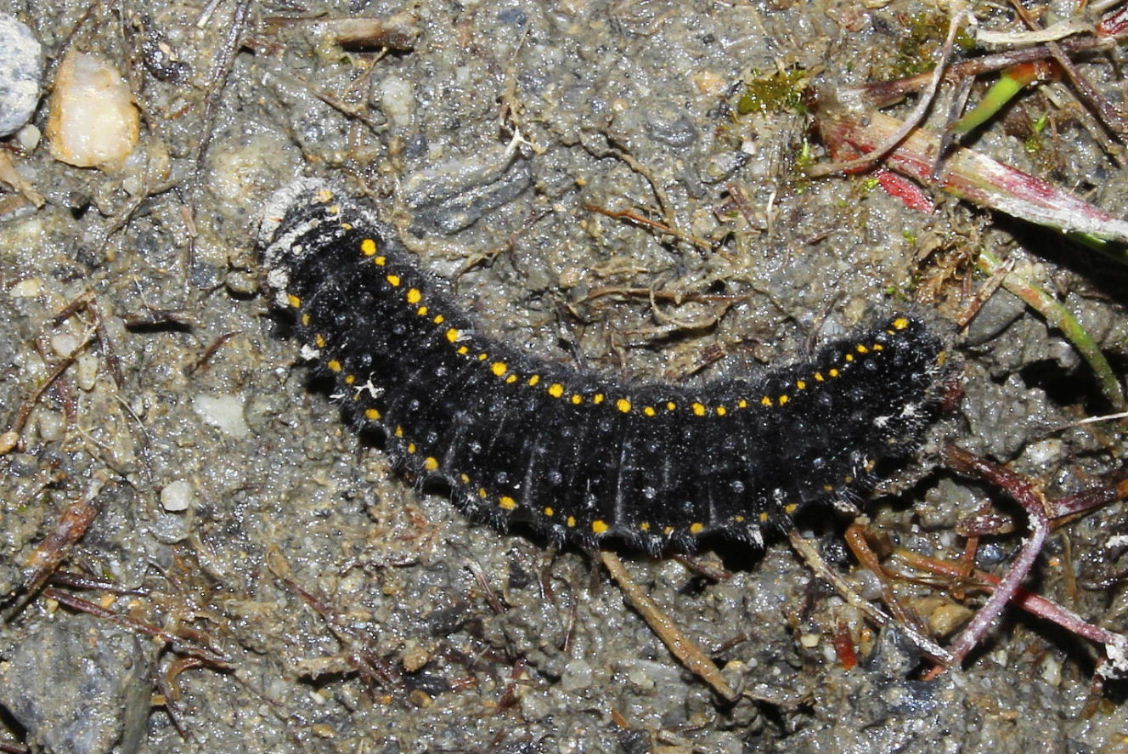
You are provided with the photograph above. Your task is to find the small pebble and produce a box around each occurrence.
[192,394,251,438]
[401,642,431,673]
[75,353,99,391]
[560,658,593,690]
[799,633,820,648]
[35,410,65,442]
[15,123,40,150]
[49,332,80,358]
[160,479,194,512]
[8,277,41,298]
[0,14,43,137]
[0,430,19,455]
[47,50,140,171]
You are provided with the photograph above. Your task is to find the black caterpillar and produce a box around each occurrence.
[260,181,945,555]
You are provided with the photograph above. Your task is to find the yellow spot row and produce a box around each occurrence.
[348,238,910,423]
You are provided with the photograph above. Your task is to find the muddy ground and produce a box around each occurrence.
[1,1,1127,752]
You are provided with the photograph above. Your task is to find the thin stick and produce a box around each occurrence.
[789,530,954,666]
[600,551,737,700]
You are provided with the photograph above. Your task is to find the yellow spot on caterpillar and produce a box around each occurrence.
[460,473,470,484]
[491,362,508,377]
[499,496,517,511]
[566,516,576,527]
[823,483,835,492]
[616,398,632,413]
[737,399,748,408]
[327,359,342,372]
[761,396,773,407]
[361,238,378,256]
[844,475,855,484]
[301,313,311,326]
[433,315,445,324]
[643,406,656,417]
[845,353,855,362]
[639,522,651,532]
[785,503,798,514]
[548,383,565,398]
[387,274,401,287]
[690,522,705,535]
[571,394,583,405]
[374,255,387,266]
[544,506,554,517]
[457,346,469,355]
[873,343,885,351]
[594,394,605,404]
[779,395,790,406]
[406,288,422,304]
[287,293,302,308]
[592,520,609,534]
[796,380,807,390]
[315,334,327,348]
[344,374,356,385]
[829,368,840,377]
[507,374,518,384]
[856,344,869,354]
[716,406,727,416]
[423,456,439,471]
[893,317,910,330]
[478,488,488,498]
[528,375,541,386]
[406,443,416,454]
[316,188,334,203]
[478,353,488,361]
[446,328,461,343]
[417,306,429,316]
[734,515,745,523]
[365,408,382,420]
[814,372,825,382]
[663,526,675,536]
[759,512,771,523]
[692,402,707,416]
[395,426,404,437]
[666,401,677,411]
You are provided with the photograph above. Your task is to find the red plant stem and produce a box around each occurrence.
[898,549,1124,649]
[942,446,1051,666]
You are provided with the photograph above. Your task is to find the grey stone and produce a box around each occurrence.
[0,14,42,137]
[0,615,155,754]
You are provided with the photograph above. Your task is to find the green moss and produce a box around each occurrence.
[888,12,975,78]
[735,69,810,115]
[1024,114,1049,153]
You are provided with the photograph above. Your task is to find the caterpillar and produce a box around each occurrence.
[259,180,945,555]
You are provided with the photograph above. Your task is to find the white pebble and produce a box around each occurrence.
[50,332,80,358]
[160,479,195,512]
[379,75,415,128]
[47,50,140,171]
[76,353,99,391]
[36,410,65,442]
[193,393,251,438]
[8,277,41,298]
[16,123,40,150]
